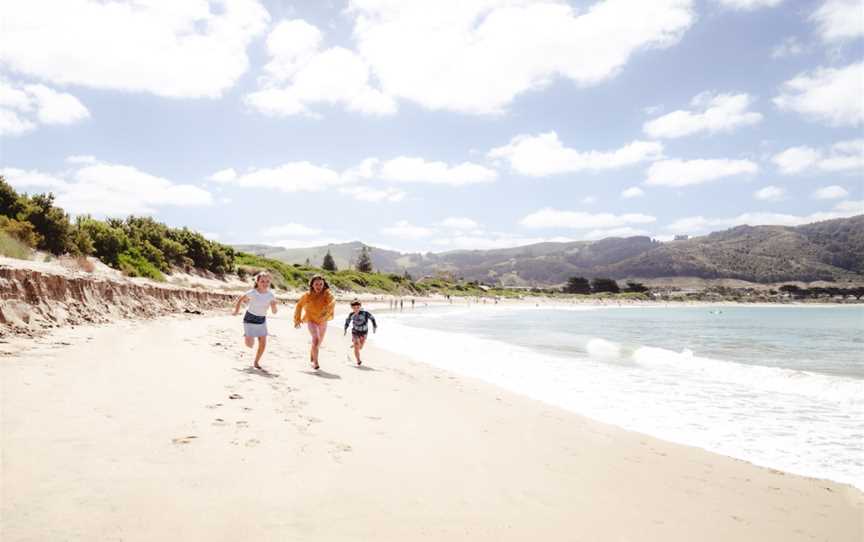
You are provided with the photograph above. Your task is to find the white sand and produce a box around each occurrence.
[2,306,862,541]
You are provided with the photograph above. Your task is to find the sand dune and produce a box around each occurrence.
[1,305,861,541]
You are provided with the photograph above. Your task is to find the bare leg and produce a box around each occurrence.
[307,323,322,369]
[354,335,366,365]
[253,336,267,369]
[312,324,328,366]
[244,336,254,348]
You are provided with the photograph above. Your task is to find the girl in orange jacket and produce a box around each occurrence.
[294,275,335,370]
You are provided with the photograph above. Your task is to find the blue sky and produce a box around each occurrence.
[1,0,862,253]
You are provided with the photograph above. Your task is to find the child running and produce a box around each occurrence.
[294,275,335,370]
[343,299,377,366]
[232,272,278,370]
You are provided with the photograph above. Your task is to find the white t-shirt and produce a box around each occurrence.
[245,288,276,316]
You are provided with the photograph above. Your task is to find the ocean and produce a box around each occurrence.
[373,303,864,490]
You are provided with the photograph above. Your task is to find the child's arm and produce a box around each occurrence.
[344,313,352,334]
[367,311,378,332]
[232,294,248,316]
[270,299,278,315]
[293,294,306,328]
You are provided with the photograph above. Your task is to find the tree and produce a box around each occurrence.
[778,284,802,297]
[322,250,337,271]
[591,278,620,294]
[21,193,73,255]
[0,177,27,218]
[355,246,373,273]
[625,281,649,293]
[76,217,129,266]
[562,276,591,294]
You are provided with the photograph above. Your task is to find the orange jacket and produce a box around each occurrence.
[294,290,335,326]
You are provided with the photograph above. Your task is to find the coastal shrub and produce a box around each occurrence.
[19,193,74,255]
[76,217,130,267]
[0,229,32,259]
[0,177,28,218]
[117,249,165,281]
[0,215,40,248]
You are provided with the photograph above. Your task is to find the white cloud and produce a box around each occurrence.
[381,220,435,239]
[715,0,784,10]
[432,233,575,250]
[0,78,89,136]
[209,168,238,182]
[834,199,864,212]
[261,223,322,237]
[271,238,350,250]
[488,132,663,177]
[771,37,806,58]
[335,0,695,115]
[645,158,758,187]
[520,208,656,229]
[771,146,821,174]
[753,185,786,201]
[1,0,269,98]
[643,92,762,138]
[378,157,496,186]
[0,109,35,136]
[440,217,481,230]
[0,167,67,189]
[339,185,406,203]
[66,155,96,164]
[819,140,864,172]
[621,186,645,198]
[812,185,849,199]
[773,61,864,126]
[666,201,863,234]
[2,160,213,216]
[582,196,598,204]
[209,155,493,200]
[245,19,396,117]
[213,162,344,192]
[811,0,864,43]
[772,139,864,174]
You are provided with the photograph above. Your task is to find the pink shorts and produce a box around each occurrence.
[307,321,327,340]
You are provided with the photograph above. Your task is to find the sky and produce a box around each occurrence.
[1,0,863,254]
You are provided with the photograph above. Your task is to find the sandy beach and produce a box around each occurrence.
[2,305,862,541]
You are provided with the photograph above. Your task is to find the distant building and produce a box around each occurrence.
[674,234,689,241]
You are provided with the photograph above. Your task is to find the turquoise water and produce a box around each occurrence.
[375,304,864,489]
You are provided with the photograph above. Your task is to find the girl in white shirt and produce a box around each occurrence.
[232,272,278,370]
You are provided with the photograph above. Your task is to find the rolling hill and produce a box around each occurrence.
[235,215,864,286]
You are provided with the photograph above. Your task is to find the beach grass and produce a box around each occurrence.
[0,230,32,260]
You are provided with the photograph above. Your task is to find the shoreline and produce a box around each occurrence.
[2,308,862,540]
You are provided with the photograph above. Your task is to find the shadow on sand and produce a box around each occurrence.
[301,370,341,379]
[234,367,280,379]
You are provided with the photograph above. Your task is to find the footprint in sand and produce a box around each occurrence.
[228,393,243,400]
[205,403,223,409]
[212,418,227,426]
[242,406,253,411]
[236,420,249,428]
[245,439,261,447]
[172,436,198,445]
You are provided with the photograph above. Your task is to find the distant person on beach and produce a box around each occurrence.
[232,272,277,370]
[294,275,335,370]
[343,299,377,366]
